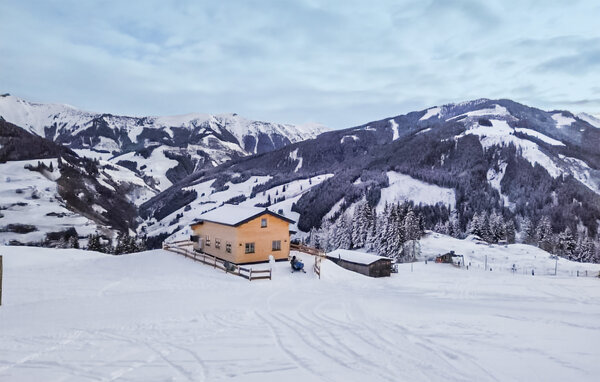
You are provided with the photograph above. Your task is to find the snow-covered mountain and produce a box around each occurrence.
[577,112,600,128]
[0,117,158,245]
[0,94,328,190]
[143,98,600,256]
[3,94,600,260]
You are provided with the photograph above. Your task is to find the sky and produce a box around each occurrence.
[1,0,600,129]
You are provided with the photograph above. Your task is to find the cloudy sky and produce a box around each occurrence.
[1,0,599,129]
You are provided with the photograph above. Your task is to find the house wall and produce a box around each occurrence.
[190,213,290,264]
[190,221,239,263]
[235,214,290,263]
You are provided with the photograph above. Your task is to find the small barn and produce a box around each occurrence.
[435,250,464,265]
[327,249,392,278]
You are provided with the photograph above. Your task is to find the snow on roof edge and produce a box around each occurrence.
[327,249,391,265]
[190,204,295,227]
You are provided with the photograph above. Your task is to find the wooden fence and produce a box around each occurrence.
[0,255,3,306]
[168,239,195,247]
[291,243,325,257]
[313,256,321,279]
[575,270,600,278]
[163,243,271,281]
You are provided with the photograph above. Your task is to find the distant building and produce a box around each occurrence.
[327,249,392,278]
[190,204,295,264]
[435,250,464,265]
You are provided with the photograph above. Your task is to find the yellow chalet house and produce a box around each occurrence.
[190,204,295,264]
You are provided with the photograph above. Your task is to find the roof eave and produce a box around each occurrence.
[190,210,295,227]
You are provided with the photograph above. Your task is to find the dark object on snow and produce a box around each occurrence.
[2,224,37,234]
[223,261,237,272]
[290,256,305,272]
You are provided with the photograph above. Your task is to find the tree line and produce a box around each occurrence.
[305,200,424,262]
[86,232,147,255]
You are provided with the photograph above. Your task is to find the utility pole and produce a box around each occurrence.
[0,255,3,306]
[484,255,487,271]
[554,256,558,276]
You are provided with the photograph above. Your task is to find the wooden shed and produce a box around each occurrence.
[190,204,295,265]
[327,249,392,278]
[435,250,464,265]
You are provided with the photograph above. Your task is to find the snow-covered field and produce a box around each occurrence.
[1,241,599,381]
[377,172,455,211]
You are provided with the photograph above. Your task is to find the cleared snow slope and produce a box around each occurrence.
[377,172,455,211]
[420,232,600,276]
[0,246,598,381]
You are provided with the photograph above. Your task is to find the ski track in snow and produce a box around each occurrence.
[0,246,599,381]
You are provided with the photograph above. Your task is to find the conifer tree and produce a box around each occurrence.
[536,216,554,253]
[576,238,596,262]
[468,213,482,238]
[336,214,353,250]
[351,201,368,249]
[87,233,103,252]
[557,227,576,259]
[404,209,421,242]
[365,209,378,252]
[520,217,536,244]
[480,212,493,243]
[433,221,447,235]
[450,214,461,238]
[69,236,79,249]
[505,220,516,244]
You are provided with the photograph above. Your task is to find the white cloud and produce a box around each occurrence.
[1,0,599,128]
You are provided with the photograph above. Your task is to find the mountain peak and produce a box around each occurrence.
[577,112,600,128]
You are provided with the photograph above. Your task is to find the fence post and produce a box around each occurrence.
[249,268,253,281]
[0,255,3,306]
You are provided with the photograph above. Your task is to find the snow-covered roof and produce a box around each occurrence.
[327,249,391,265]
[191,204,294,227]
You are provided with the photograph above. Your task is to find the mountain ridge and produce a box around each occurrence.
[2,95,600,262]
[138,97,600,262]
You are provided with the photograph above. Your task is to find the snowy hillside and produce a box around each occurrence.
[420,232,600,276]
[0,157,158,246]
[0,160,98,245]
[0,245,598,381]
[377,172,455,211]
[142,173,334,243]
[148,98,600,253]
[577,112,600,128]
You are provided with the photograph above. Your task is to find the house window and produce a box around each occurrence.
[272,240,281,251]
[215,238,221,249]
[205,235,211,246]
[226,242,232,253]
[261,218,267,228]
[245,243,255,253]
